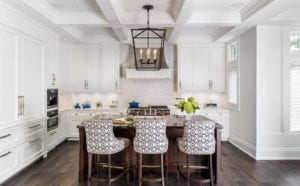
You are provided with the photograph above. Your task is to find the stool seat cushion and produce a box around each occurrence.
[177,120,215,155]
[83,120,130,155]
[134,120,168,154]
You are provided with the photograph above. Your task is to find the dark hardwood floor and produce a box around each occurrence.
[3,141,300,186]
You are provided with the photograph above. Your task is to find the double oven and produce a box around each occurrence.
[47,89,58,131]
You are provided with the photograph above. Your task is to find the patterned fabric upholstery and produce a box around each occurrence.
[177,120,215,155]
[134,120,168,154]
[83,120,130,155]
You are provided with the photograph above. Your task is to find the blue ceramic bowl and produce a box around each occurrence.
[129,101,139,108]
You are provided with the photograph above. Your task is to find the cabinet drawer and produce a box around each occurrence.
[21,121,46,139]
[0,127,19,149]
[21,135,44,163]
[47,129,58,150]
[0,146,19,179]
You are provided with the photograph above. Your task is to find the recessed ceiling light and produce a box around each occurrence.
[229,1,245,9]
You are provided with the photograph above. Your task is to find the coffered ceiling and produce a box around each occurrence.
[4,0,300,43]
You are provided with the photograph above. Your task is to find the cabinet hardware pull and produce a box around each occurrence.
[29,124,41,129]
[209,80,213,89]
[179,81,182,90]
[86,80,89,89]
[0,134,12,139]
[52,74,56,86]
[29,138,40,144]
[115,81,118,90]
[21,96,25,116]
[18,96,21,116]
[0,151,12,158]
[50,131,56,135]
[48,116,58,120]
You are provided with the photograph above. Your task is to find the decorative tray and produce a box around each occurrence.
[112,118,134,125]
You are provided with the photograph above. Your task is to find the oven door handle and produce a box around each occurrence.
[48,116,58,120]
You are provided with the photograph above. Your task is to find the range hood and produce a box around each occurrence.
[125,68,171,79]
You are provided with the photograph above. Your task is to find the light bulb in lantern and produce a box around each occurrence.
[139,49,143,60]
[147,48,150,59]
[153,49,157,60]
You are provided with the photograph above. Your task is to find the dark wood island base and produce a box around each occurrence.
[77,118,222,184]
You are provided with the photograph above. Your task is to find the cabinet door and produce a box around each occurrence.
[0,28,18,125]
[21,36,45,118]
[74,45,87,92]
[59,42,74,92]
[210,45,225,92]
[0,146,19,183]
[178,47,194,91]
[100,46,119,91]
[87,45,100,91]
[45,37,59,87]
[194,47,210,90]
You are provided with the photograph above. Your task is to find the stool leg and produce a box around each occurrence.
[139,153,142,186]
[108,154,111,186]
[187,154,190,186]
[165,152,168,181]
[209,154,214,186]
[161,153,165,186]
[176,146,179,181]
[88,153,92,186]
[126,148,130,184]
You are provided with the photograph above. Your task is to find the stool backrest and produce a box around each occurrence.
[134,120,168,154]
[83,119,122,154]
[181,120,216,154]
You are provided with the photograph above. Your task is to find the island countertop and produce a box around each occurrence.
[77,115,224,129]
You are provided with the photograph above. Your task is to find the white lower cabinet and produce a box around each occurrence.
[20,133,45,166]
[198,109,230,141]
[0,146,19,183]
[0,118,47,184]
[47,129,58,151]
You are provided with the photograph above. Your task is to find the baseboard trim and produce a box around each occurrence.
[256,148,300,160]
[229,134,256,159]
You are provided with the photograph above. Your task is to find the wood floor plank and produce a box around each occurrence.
[3,141,300,186]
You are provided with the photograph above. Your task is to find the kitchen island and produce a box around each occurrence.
[77,115,222,184]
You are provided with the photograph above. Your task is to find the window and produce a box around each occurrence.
[290,64,300,132]
[226,40,239,109]
[290,31,300,53]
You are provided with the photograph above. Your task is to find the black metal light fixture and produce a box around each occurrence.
[131,5,166,71]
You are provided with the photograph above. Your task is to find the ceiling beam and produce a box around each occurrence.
[95,0,128,43]
[167,0,194,43]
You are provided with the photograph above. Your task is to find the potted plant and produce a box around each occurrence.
[177,97,200,120]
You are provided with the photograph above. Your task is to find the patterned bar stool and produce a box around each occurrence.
[83,119,130,186]
[134,120,169,186]
[177,120,216,186]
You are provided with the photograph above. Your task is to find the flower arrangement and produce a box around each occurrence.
[177,97,200,114]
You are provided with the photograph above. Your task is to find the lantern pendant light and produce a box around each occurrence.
[131,5,166,71]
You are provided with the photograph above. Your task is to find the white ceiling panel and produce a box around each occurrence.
[192,0,253,11]
[46,0,101,12]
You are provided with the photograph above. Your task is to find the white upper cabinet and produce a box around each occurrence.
[0,27,18,125]
[45,37,59,88]
[177,44,225,92]
[100,46,119,92]
[59,43,119,93]
[74,44,100,92]
[20,36,45,118]
[0,24,46,125]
